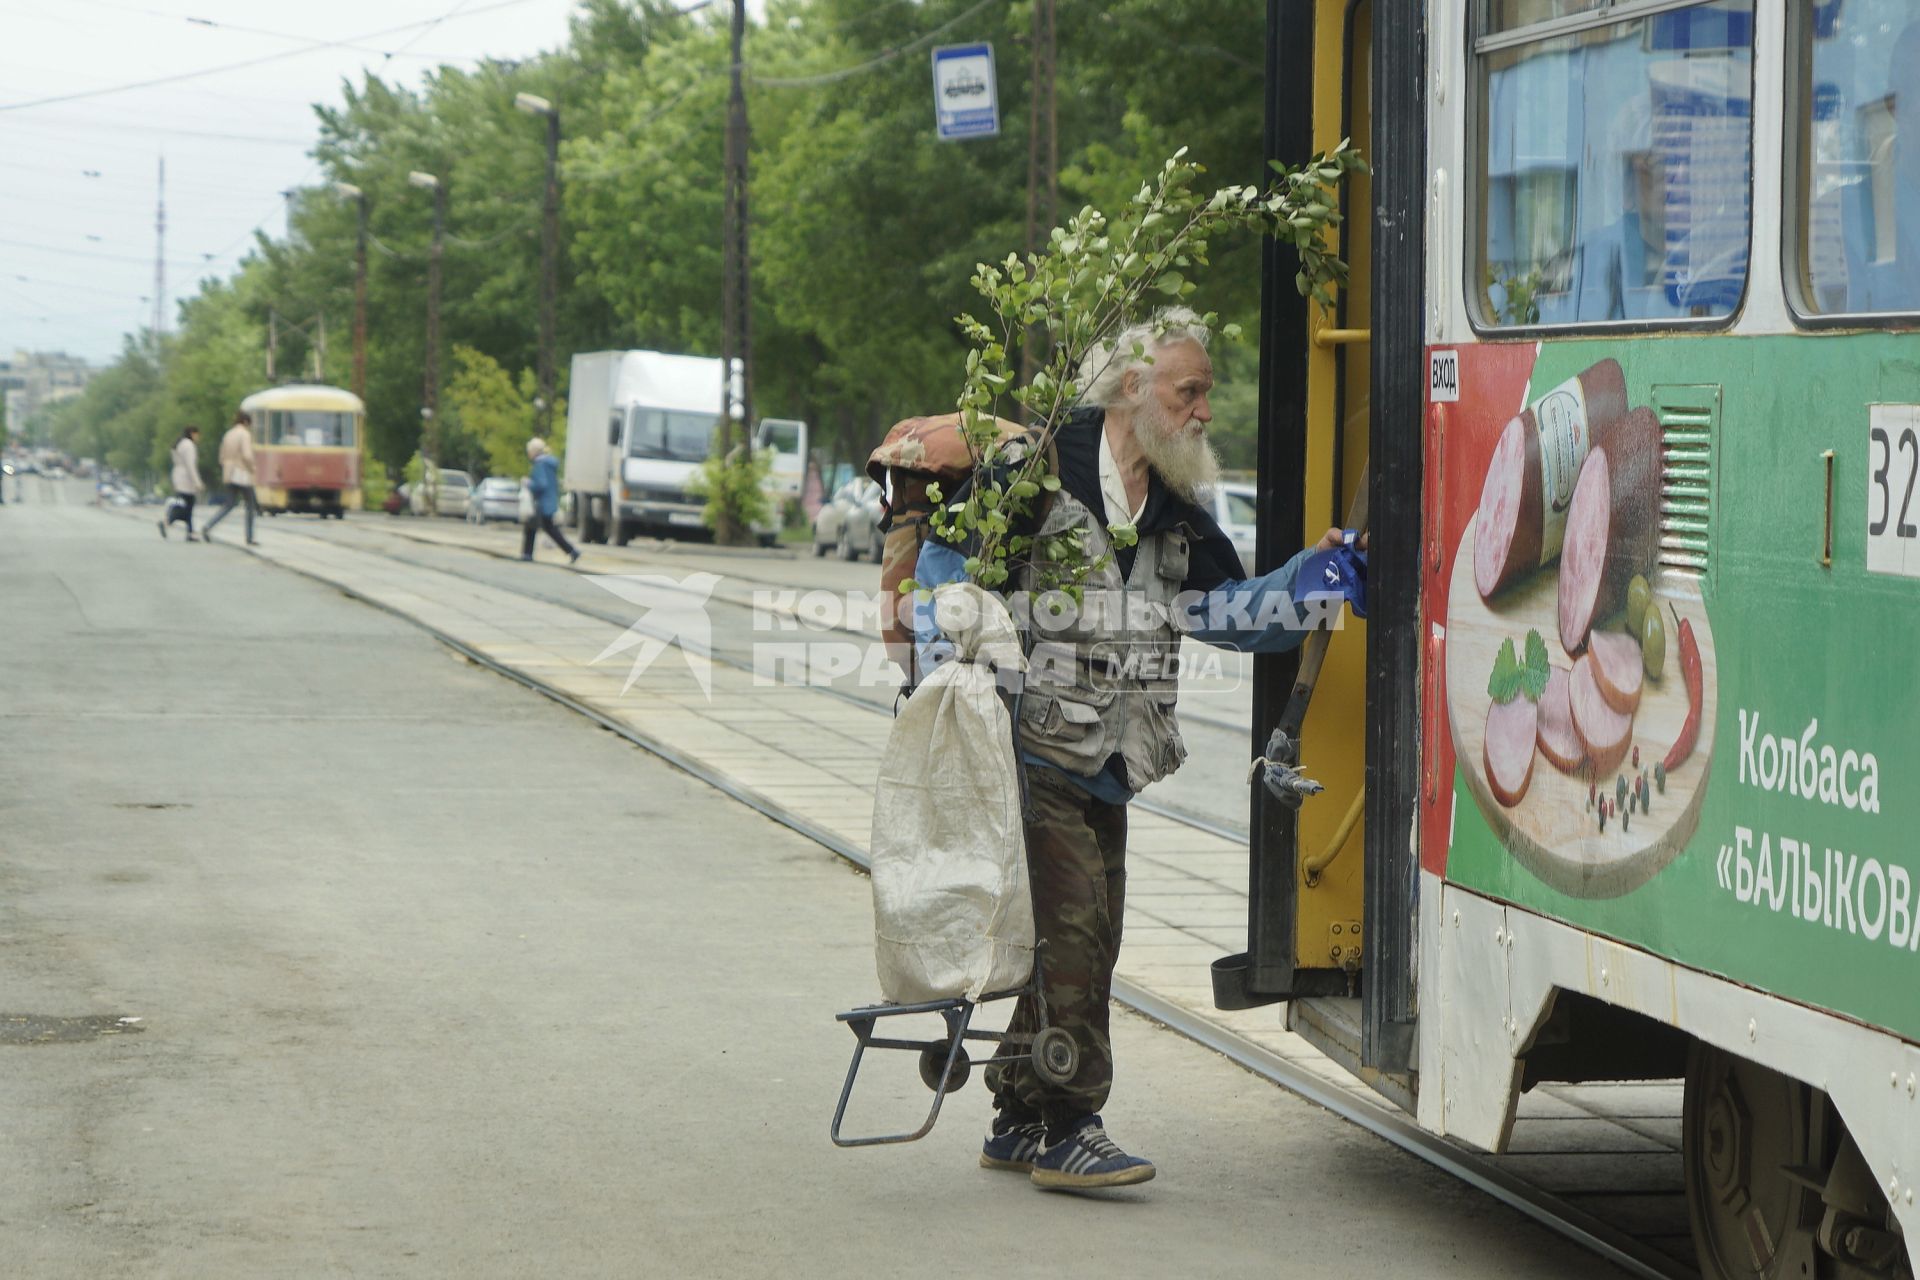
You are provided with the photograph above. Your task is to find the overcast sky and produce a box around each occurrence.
[0,0,589,365]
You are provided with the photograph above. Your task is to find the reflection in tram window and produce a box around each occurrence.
[1799,0,1920,315]
[1475,2,1755,327]
[1480,0,1605,35]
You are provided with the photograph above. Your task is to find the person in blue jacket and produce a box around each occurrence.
[913,307,1361,1192]
[521,437,580,565]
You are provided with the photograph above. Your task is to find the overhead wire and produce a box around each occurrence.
[0,234,216,268]
[0,114,313,148]
[0,0,546,113]
[9,273,156,301]
[382,0,480,62]
[749,0,1005,88]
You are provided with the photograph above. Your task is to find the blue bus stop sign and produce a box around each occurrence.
[931,43,999,141]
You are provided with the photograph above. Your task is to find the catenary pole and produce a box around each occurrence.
[516,93,561,439]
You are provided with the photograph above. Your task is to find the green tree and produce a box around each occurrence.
[445,344,556,477]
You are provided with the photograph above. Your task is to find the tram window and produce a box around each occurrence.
[1793,0,1920,316]
[1474,1,1756,328]
[626,409,715,463]
[265,410,355,448]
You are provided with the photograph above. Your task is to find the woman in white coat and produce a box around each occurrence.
[158,425,204,541]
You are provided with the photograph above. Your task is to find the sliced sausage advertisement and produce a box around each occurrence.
[1558,406,1661,654]
[1472,358,1628,600]
[1443,350,1719,899]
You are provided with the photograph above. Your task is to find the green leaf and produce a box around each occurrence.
[1520,629,1551,701]
[1487,637,1522,704]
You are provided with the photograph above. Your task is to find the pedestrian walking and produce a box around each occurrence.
[915,308,1359,1191]
[520,437,579,565]
[158,426,205,541]
[202,411,260,545]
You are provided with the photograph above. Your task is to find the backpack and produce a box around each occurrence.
[866,413,1025,686]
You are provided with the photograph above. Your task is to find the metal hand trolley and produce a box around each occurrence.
[829,941,1078,1147]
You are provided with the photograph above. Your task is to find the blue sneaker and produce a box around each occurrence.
[1029,1116,1156,1190]
[980,1118,1045,1172]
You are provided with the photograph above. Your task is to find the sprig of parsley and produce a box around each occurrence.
[1488,628,1552,703]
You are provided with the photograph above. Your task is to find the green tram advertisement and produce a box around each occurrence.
[1406,0,1920,1270]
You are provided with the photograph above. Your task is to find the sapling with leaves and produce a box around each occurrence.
[904,143,1367,605]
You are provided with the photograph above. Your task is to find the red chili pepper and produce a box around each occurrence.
[1662,603,1703,773]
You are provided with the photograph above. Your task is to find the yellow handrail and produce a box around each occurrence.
[1303,785,1365,886]
[1312,327,1372,348]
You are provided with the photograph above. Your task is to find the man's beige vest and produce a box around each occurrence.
[1016,489,1190,794]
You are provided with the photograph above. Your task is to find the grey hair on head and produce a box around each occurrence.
[1075,306,1211,410]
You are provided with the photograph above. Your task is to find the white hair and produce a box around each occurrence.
[526,437,548,459]
[1076,306,1211,410]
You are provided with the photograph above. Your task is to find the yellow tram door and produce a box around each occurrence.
[1285,0,1376,1067]
[1296,0,1372,982]
[1222,0,1381,1085]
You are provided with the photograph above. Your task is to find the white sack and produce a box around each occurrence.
[870,581,1033,1003]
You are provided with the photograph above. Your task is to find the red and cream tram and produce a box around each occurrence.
[240,383,364,518]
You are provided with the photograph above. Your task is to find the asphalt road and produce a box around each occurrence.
[0,494,1620,1277]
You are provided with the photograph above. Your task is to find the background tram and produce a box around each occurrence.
[239,383,364,518]
[1232,1,1919,1274]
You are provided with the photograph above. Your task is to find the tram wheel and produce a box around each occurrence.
[1031,1027,1077,1087]
[918,1044,970,1093]
[1684,1042,1822,1279]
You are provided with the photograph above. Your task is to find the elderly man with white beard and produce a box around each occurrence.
[911,306,1353,1193]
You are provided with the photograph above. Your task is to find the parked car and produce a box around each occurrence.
[467,475,523,524]
[1210,480,1258,569]
[811,478,884,561]
[409,468,472,518]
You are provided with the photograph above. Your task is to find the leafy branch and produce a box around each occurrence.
[920,143,1368,596]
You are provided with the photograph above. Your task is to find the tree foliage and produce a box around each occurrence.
[45,0,1293,494]
[924,144,1365,591]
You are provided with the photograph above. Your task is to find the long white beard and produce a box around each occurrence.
[1130,395,1220,504]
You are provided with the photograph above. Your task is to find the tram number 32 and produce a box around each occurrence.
[1867,405,1920,579]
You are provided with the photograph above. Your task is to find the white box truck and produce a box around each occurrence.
[564,350,806,547]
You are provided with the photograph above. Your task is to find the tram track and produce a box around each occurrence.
[366,518,1260,734]
[261,516,1692,1280]
[307,518,1255,841]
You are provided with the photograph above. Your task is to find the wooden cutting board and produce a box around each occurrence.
[1445,513,1718,898]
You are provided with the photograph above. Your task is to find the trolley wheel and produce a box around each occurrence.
[1031,1027,1077,1086]
[918,1044,971,1093]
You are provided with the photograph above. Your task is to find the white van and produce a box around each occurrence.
[564,350,806,547]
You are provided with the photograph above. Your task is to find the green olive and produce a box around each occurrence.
[1625,574,1652,638]
[1640,606,1665,679]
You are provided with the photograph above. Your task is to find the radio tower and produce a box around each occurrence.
[152,157,166,338]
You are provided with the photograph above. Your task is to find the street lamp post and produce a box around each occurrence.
[333,182,369,407]
[407,170,445,513]
[515,92,560,441]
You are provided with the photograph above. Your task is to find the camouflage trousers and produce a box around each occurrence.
[985,762,1128,1131]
